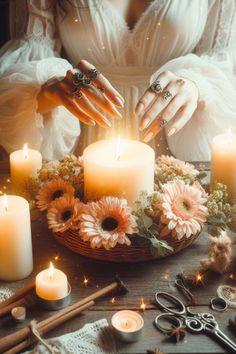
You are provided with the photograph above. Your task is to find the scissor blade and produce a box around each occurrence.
[209,328,236,353]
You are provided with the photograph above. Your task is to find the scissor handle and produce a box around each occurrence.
[154,313,182,334]
[154,291,186,315]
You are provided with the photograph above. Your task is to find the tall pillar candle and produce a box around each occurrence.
[84,138,155,204]
[0,195,33,281]
[10,144,42,192]
[211,130,236,201]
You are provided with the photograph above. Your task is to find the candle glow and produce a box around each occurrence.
[48,262,55,279]
[140,298,146,311]
[227,128,233,146]
[115,135,124,161]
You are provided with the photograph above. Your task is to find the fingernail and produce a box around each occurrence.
[114,96,124,107]
[143,131,154,143]
[88,120,96,126]
[115,109,123,120]
[140,117,151,131]
[168,127,176,136]
[135,103,144,116]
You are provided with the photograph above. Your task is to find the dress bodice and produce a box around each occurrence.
[58,0,208,69]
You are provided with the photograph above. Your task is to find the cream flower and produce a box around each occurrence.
[79,196,138,249]
[47,195,83,232]
[157,155,199,177]
[36,179,74,211]
[160,180,208,239]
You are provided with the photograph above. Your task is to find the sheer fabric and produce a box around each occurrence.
[0,0,235,160]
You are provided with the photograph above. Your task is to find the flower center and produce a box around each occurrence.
[101,217,119,231]
[172,197,195,219]
[61,209,72,221]
[52,189,64,200]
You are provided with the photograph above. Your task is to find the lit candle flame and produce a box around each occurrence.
[3,194,8,212]
[115,135,124,161]
[23,144,28,159]
[122,320,129,328]
[140,298,146,311]
[195,272,204,285]
[110,297,116,304]
[83,276,89,286]
[48,262,55,279]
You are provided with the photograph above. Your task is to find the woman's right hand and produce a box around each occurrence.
[37,60,124,128]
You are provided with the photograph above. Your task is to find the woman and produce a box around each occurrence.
[0,0,235,161]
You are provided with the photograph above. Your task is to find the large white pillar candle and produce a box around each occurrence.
[211,130,236,201]
[10,144,42,191]
[36,262,68,301]
[0,195,33,281]
[83,138,155,204]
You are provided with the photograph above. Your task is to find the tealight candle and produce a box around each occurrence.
[10,144,42,192]
[111,310,144,342]
[84,138,155,205]
[211,129,236,201]
[0,195,33,281]
[36,262,68,301]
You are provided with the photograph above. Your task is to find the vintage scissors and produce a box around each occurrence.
[154,291,236,353]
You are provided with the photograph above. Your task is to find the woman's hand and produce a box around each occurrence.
[136,71,199,142]
[37,60,124,128]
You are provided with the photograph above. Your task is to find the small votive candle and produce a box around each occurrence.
[36,262,68,301]
[111,310,144,342]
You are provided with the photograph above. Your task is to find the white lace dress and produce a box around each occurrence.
[0,0,235,161]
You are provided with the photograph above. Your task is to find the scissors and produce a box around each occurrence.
[154,291,236,353]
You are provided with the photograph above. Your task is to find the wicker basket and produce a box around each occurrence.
[53,229,200,262]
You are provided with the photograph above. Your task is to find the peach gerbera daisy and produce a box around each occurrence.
[79,196,138,249]
[47,195,83,232]
[157,155,199,177]
[36,178,74,211]
[160,180,208,239]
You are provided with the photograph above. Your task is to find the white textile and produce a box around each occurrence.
[0,0,236,160]
[24,319,117,354]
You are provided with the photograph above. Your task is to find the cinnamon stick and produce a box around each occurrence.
[0,294,35,317]
[4,300,94,354]
[0,281,35,310]
[0,276,127,352]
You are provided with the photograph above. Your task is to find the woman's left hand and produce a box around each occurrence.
[135,71,199,142]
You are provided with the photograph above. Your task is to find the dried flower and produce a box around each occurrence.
[79,196,138,249]
[169,326,186,342]
[157,155,199,177]
[201,231,232,274]
[146,349,165,354]
[47,195,83,232]
[160,180,208,239]
[36,179,74,211]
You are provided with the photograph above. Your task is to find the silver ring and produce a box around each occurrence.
[160,118,168,127]
[151,80,162,93]
[210,297,228,312]
[72,72,85,85]
[71,87,83,99]
[87,68,101,81]
[163,90,173,100]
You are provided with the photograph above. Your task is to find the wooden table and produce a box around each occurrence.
[0,176,235,354]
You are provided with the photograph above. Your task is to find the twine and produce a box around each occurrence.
[30,320,55,354]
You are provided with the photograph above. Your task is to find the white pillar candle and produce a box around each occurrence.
[0,195,33,281]
[211,130,236,201]
[10,144,42,191]
[84,138,155,204]
[36,262,68,301]
[111,310,144,342]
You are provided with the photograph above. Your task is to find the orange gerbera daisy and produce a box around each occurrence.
[47,195,83,232]
[36,179,74,211]
[79,196,138,249]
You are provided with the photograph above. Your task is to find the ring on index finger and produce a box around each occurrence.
[71,72,92,98]
[87,68,101,81]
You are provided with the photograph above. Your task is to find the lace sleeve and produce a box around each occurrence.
[194,0,236,54]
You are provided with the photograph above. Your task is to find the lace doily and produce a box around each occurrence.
[217,285,236,309]
[0,287,15,303]
[24,319,117,354]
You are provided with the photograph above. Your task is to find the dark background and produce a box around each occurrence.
[0,1,10,48]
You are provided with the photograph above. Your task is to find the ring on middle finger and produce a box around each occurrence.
[160,118,168,127]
